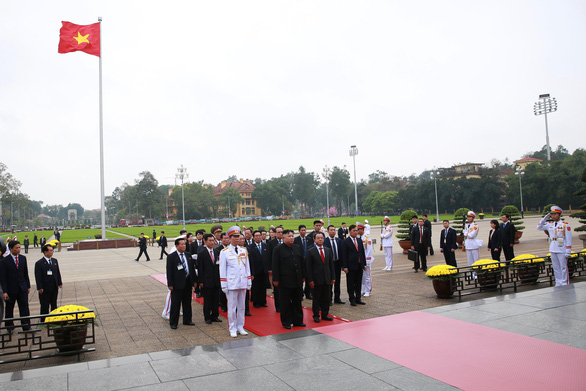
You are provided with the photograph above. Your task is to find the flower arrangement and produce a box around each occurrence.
[472,259,504,271]
[45,305,97,327]
[425,265,459,281]
[511,254,546,264]
[547,252,579,258]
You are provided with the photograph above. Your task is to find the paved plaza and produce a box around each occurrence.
[0,216,585,389]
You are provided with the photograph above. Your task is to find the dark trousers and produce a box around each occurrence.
[415,244,428,270]
[4,290,30,330]
[312,284,330,318]
[272,283,280,312]
[503,246,515,261]
[490,248,502,261]
[24,245,29,254]
[346,269,363,302]
[137,247,150,261]
[303,281,312,299]
[202,286,220,321]
[279,286,303,326]
[34,241,38,248]
[331,260,342,301]
[442,248,457,267]
[219,290,227,311]
[429,242,434,256]
[251,272,267,306]
[169,286,192,327]
[39,288,59,321]
[160,247,168,259]
[245,290,250,314]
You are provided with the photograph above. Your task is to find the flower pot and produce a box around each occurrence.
[398,240,411,254]
[514,231,523,244]
[432,278,456,298]
[52,323,88,353]
[516,263,540,284]
[477,270,501,290]
[579,233,586,248]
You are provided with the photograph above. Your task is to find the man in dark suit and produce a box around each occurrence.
[23,236,30,254]
[248,230,269,308]
[33,234,38,248]
[500,214,517,262]
[324,224,344,304]
[340,225,366,306]
[266,226,284,312]
[159,231,168,260]
[35,244,63,320]
[411,218,431,272]
[136,233,150,261]
[213,233,229,312]
[0,240,32,331]
[272,229,305,329]
[423,214,434,255]
[439,220,458,267]
[198,234,222,324]
[337,223,348,240]
[305,220,322,244]
[294,225,313,300]
[166,237,196,329]
[306,232,335,322]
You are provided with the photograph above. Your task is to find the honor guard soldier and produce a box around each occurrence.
[359,222,374,297]
[538,206,572,286]
[463,211,483,266]
[380,216,394,271]
[219,226,252,338]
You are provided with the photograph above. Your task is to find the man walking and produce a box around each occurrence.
[136,233,150,261]
[35,244,63,320]
[159,231,168,260]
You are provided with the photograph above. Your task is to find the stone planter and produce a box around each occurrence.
[398,240,411,254]
[514,231,523,244]
[579,233,586,248]
[52,323,88,353]
[432,278,457,298]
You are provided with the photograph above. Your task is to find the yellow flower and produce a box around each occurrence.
[472,259,504,270]
[512,254,545,264]
[45,305,96,323]
[425,265,458,277]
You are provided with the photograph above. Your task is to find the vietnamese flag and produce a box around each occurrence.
[58,21,100,57]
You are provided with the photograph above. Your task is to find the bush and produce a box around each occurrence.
[570,167,586,232]
[451,208,469,235]
[94,234,102,239]
[500,205,525,231]
[396,210,418,240]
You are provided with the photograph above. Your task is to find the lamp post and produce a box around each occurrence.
[175,165,188,230]
[432,170,440,223]
[515,167,525,218]
[533,94,557,162]
[349,145,359,216]
[323,165,332,226]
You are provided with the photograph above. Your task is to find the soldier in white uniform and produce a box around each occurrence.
[463,211,483,266]
[537,206,572,286]
[357,222,374,297]
[380,216,394,271]
[219,226,252,338]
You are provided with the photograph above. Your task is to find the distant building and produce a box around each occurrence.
[214,179,261,218]
[438,163,485,179]
[514,157,543,170]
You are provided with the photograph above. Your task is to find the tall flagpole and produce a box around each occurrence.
[98,16,106,240]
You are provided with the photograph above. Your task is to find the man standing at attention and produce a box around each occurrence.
[410,218,431,272]
[538,206,572,286]
[358,222,374,297]
[463,211,482,266]
[501,214,517,262]
[166,237,196,329]
[380,216,394,271]
[0,240,32,332]
[340,225,366,306]
[324,225,344,305]
[439,220,458,267]
[305,232,334,323]
[35,244,63,320]
[198,234,222,324]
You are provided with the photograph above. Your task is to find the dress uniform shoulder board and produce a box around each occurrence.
[221,247,230,252]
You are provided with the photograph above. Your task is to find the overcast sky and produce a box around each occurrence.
[1,1,585,210]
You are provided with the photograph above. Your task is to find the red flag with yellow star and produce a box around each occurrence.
[58,21,100,57]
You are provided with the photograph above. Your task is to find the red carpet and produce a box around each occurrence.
[151,274,349,336]
[317,311,586,391]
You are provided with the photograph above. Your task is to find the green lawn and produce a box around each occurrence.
[1,230,55,244]
[60,229,127,243]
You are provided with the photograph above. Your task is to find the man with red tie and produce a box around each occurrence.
[305,232,335,322]
[410,218,431,272]
[340,225,367,306]
[0,240,32,332]
[198,234,223,324]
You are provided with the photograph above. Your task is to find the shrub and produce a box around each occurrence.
[396,210,418,240]
[570,167,586,232]
[94,234,102,239]
[451,208,469,235]
[500,205,525,231]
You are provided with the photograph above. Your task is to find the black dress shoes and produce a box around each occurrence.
[334,299,346,304]
[322,316,334,321]
[313,316,321,323]
[245,312,252,316]
[170,325,178,329]
[183,322,195,326]
[294,323,306,327]
[355,300,366,305]
[261,304,268,307]
[205,319,212,324]
[350,301,357,306]
[283,325,292,330]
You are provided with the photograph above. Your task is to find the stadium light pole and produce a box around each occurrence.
[323,165,332,226]
[533,94,557,163]
[175,165,188,230]
[515,167,525,218]
[349,145,359,216]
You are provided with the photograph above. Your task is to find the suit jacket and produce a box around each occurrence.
[247,241,270,275]
[423,219,432,237]
[293,236,312,258]
[272,243,304,288]
[166,251,196,290]
[500,222,516,246]
[213,244,225,259]
[411,226,431,248]
[323,236,342,261]
[439,227,458,251]
[337,227,348,240]
[159,235,168,248]
[35,257,63,292]
[0,254,31,295]
[266,238,283,271]
[306,245,335,286]
[197,247,220,288]
[487,228,502,251]
[138,237,147,249]
[340,236,366,270]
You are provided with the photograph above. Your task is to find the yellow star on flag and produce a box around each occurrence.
[73,31,90,45]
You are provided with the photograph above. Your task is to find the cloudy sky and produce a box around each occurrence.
[1,0,585,209]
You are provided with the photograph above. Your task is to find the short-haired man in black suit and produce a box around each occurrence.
[423,214,434,256]
[266,226,284,312]
[136,233,150,261]
[294,224,313,300]
[248,230,270,308]
[439,220,458,267]
[411,218,431,272]
[0,240,32,332]
[338,223,348,240]
[324,224,344,304]
[214,232,230,312]
[500,214,517,262]
[306,232,335,322]
[35,244,63,320]
[198,234,222,324]
[159,231,168,260]
[340,225,366,306]
[166,237,196,329]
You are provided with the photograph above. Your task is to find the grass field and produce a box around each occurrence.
[60,229,127,243]
[0,230,56,244]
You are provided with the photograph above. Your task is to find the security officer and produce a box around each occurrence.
[211,225,223,246]
[463,211,482,266]
[219,226,252,338]
[538,206,572,286]
[359,222,374,297]
[380,216,394,271]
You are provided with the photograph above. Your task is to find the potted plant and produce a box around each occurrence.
[570,167,586,247]
[44,305,97,353]
[396,210,418,254]
[425,265,460,298]
[500,205,525,243]
[451,208,469,249]
[472,259,504,290]
[511,254,545,284]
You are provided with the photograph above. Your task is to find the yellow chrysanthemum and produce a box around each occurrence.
[472,259,504,270]
[547,251,579,258]
[45,305,96,323]
[512,254,545,264]
[425,265,458,277]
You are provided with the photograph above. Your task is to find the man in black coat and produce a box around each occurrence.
[340,225,366,306]
[266,226,284,312]
[248,230,269,308]
[214,233,230,312]
[423,214,434,255]
[35,244,63,320]
[198,234,222,324]
[272,229,305,329]
[0,240,32,331]
[324,224,344,304]
[136,233,150,261]
[411,218,431,272]
[439,220,458,267]
[500,214,517,262]
[166,237,196,329]
[159,231,169,260]
[306,232,335,322]
[294,225,313,300]
[337,223,348,240]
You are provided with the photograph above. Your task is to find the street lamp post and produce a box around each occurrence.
[432,170,440,223]
[349,145,359,216]
[323,165,331,226]
[175,165,188,230]
[533,94,558,162]
[515,167,525,218]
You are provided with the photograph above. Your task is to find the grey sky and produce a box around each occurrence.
[1,1,585,209]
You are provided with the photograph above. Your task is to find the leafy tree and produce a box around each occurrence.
[292,166,318,214]
[135,171,163,219]
[170,181,216,219]
[217,187,244,218]
[329,166,351,211]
